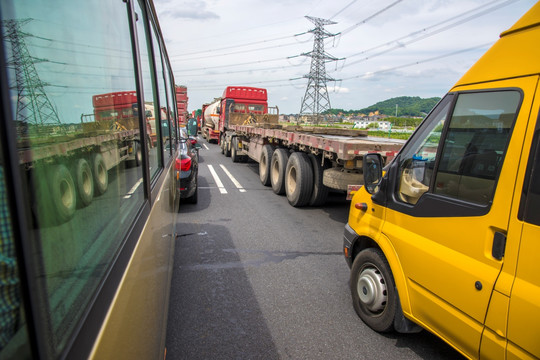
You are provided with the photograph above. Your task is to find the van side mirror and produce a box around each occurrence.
[363,153,383,194]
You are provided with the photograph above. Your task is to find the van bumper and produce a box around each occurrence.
[343,223,358,269]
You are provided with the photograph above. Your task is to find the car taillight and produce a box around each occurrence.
[180,158,191,171]
[190,139,197,146]
[175,158,181,171]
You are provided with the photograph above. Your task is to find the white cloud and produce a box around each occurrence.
[155,0,537,114]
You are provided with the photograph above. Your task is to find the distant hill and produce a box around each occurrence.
[325,96,441,117]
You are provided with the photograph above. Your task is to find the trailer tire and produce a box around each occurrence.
[93,153,108,195]
[259,145,274,186]
[308,154,329,206]
[50,164,77,223]
[323,167,363,191]
[224,137,231,157]
[231,137,240,163]
[220,135,225,154]
[285,152,313,207]
[270,148,289,195]
[74,158,94,207]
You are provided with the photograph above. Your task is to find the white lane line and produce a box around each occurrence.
[124,178,144,199]
[203,143,209,150]
[207,164,227,194]
[220,164,246,193]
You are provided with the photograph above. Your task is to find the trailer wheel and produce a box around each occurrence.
[92,153,108,195]
[350,248,397,333]
[285,152,313,207]
[224,137,231,157]
[308,154,329,206]
[220,135,225,154]
[270,148,289,195]
[74,158,94,207]
[50,164,77,223]
[323,167,363,191]
[231,137,240,163]
[259,145,274,186]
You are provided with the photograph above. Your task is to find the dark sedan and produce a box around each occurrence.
[176,131,200,204]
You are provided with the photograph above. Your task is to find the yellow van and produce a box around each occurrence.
[343,4,540,359]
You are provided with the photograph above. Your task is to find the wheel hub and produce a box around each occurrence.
[357,267,387,313]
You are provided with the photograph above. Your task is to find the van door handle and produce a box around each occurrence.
[492,231,507,260]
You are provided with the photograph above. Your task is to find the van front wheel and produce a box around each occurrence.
[350,248,397,333]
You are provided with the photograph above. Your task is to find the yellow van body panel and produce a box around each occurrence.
[506,221,540,359]
[348,188,413,315]
[456,3,540,87]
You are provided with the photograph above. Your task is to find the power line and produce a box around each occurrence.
[171,37,312,61]
[339,0,518,67]
[340,42,491,81]
[170,33,310,58]
[339,0,402,36]
[330,0,359,20]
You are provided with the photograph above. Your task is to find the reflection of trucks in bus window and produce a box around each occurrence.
[19,91,148,224]
[343,4,540,359]
[144,103,167,146]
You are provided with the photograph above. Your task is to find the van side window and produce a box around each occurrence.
[397,96,452,205]
[434,91,520,205]
[397,91,520,206]
[520,129,540,226]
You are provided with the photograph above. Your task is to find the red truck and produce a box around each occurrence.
[175,85,188,126]
[201,86,270,143]
[206,86,404,207]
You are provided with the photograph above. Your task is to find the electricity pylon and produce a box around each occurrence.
[299,16,340,124]
[2,19,62,133]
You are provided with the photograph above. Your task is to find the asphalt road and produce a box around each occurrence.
[165,138,464,360]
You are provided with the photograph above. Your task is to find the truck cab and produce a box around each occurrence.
[343,4,540,359]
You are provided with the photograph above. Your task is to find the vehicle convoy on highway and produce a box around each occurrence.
[343,3,540,359]
[202,86,404,207]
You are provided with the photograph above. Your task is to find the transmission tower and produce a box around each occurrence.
[2,19,62,132]
[299,16,340,124]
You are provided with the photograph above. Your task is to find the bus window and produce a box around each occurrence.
[1,0,146,356]
[158,46,176,157]
[135,1,162,179]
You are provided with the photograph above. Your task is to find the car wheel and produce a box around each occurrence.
[187,181,198,204]
[350,248,397,333]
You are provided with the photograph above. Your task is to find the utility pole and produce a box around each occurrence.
[299,16,341,124]
[2,19,62,135]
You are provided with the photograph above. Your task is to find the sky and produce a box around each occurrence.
[153,0,537,115]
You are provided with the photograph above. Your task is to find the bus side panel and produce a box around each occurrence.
[91,165,177,359]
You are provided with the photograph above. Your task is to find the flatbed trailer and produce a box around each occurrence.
[221,122,404,207]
